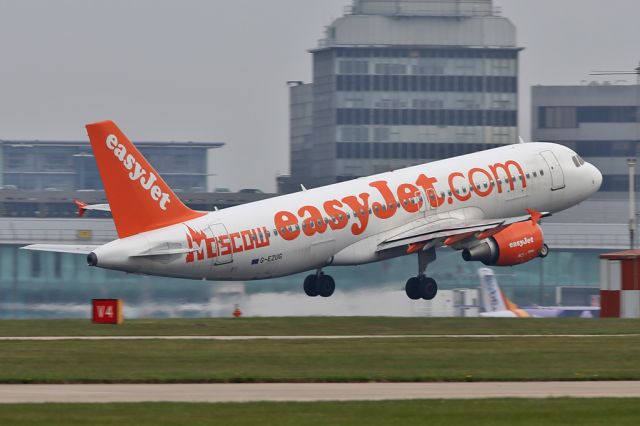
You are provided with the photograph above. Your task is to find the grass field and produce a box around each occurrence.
[1,318,639,384]
[0,399,639,426]
[1,335,639,383]
[0,317,639,337]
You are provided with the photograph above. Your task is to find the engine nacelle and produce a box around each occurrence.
[462,221,545,267]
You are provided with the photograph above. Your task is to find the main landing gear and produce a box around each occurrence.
[405,247,439,301]
[303,271,335,298]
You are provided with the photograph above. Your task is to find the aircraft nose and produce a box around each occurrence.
[591,164,603,191]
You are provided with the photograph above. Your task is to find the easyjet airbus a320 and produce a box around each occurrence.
[24,121,602,301]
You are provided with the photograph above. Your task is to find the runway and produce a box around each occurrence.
[1,382,639,403]
[0,334,637,341]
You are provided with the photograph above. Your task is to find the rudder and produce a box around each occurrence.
[85,120,205,238]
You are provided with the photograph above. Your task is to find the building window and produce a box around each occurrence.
[336,108,517,127]
[339,60,369,74]
[538,107,578,129]
[31,252,42,278]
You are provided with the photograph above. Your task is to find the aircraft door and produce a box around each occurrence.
[209,223,233,265]
[540,150,566,191]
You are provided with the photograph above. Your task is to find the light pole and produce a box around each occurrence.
[628,157,637,250]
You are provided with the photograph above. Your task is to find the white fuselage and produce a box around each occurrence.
[92,143,602,281]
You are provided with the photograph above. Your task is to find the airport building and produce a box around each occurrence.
[532,83,640,247]
[0,139,223,192]
[532,83,640,193]
[287,0,521,190]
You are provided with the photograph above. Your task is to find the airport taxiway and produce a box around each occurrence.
[1,382,639,403]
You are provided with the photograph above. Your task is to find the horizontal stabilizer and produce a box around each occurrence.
[21,244,100,255]
[74,199,111,217]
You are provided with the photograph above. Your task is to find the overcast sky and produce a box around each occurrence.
[0,0,638,191]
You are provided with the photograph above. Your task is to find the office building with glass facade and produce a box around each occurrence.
[0,140,223,192]
[532,83,639,247]
[532,84,640,192]
[289,0,521,189]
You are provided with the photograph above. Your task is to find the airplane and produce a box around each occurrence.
[478,268,600,318]
[23,120,602,301]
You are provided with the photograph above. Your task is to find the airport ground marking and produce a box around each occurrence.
[1,334,639,341]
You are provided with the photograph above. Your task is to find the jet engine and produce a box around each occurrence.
[462,221,548,267]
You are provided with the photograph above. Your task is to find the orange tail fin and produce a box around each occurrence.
[85,120,205,238]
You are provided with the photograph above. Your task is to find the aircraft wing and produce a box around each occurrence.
[377,211,551,253]
[21,244,101,254]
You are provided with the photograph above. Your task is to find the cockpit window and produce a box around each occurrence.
[572,156,580,168]
[577,155,585,166]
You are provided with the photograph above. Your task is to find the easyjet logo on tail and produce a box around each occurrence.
[105,134,171,210]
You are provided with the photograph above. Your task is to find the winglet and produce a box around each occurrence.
[527,209,543,225]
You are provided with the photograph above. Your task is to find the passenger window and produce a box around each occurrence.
[526,173,531,179]
[533,171,538,177]
[540,170,545,176]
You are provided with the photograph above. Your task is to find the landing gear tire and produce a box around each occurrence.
[406,276,438,300]
[303,275,319,297]
[539,244,550,258]
[405,277,422,300]
[319,275,336,298]
[420,276,438,301]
